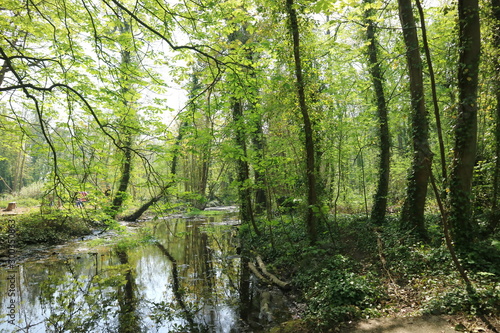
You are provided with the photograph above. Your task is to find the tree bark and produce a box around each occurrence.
[398,0,433,240]
[448,0,481,249]
[363,0,391,226]
[286,0,318,244]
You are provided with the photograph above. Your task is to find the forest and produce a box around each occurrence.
[0,0,499,332]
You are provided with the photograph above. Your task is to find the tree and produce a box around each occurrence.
[363,0,391,226]
[398,0,433,240]
[227,23,261,236]
[448,0,481,249]
[286,0,319,244]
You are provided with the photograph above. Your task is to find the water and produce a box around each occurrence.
[0,212,289,332]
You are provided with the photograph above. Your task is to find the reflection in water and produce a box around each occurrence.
[0,214,289,332]
[116,250,141,333]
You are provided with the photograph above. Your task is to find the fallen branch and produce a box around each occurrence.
[249,256,291,291]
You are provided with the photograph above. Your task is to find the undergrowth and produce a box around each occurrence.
[0,210,113,250]
[251,213,500,331]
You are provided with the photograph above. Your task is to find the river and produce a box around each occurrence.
[0,210,291,332]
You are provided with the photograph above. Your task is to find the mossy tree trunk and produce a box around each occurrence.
[232,98,260,236]
[286,0,319,245]
[448,0,481,249]
[109,18,137,219]
[364,0,391,226]
[398,0,433,240]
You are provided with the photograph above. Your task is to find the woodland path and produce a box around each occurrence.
[341,315,495,333]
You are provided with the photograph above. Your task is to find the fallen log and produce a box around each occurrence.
[249,255,291,291]
[249,262,273,285]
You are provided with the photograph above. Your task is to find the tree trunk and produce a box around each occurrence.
[363,0,391,226]
[448,0,481,249]
[251,114,268,215]
[398,0,433,240]
[232,99,260,236]
[110,135,133,218]
[109,20,136,218]
[415,0,448,182]
[286,0,319,245]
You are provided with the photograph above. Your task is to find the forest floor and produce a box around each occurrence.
[0,206,33,215]
[341,314,499,333]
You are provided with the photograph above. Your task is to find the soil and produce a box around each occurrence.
[0,206,34,215]
[341,314,498,333]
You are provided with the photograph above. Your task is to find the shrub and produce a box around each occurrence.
[0,211,92,248]
[304,269,383,328]
[423,284,500,316]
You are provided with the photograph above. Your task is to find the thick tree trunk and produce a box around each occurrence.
[398,0,433,240]
[286,0,318,245]
[364,1,391,225]
[449,0,481,249]
[109,20,136,218]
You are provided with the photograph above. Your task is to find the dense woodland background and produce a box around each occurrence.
[0,0,497,246]
[1,0,500,330]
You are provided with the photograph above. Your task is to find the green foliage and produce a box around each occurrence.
[423,285,500,316]
[0,211,93,247]
[461,240,500,275]
[304,268,383,328]
[250,212,500,328]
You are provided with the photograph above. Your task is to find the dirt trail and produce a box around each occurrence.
[341,315,492,333]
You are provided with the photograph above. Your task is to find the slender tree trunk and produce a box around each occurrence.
[415,0,448,182]
[232,99,260,236]
[398,0,433,240]
[286,0,318,244]
[13,134,26,193]
[251,117,268,215]
[363,1,391,225]
[448,0,481,249]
